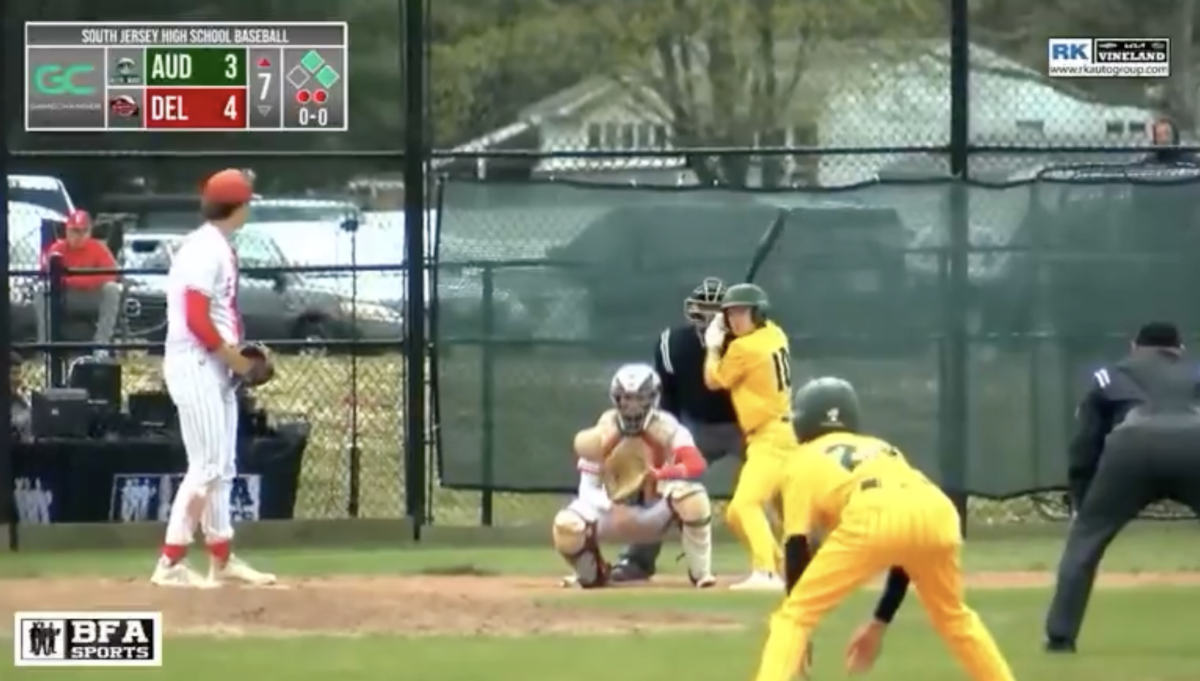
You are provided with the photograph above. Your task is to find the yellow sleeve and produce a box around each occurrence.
[704,342,747,390]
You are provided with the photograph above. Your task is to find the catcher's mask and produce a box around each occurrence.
[609,363,662,435]
[685,277,727,331]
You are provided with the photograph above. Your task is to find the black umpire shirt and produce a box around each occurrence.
[1069,348,1199,505]
[654,325,737,424]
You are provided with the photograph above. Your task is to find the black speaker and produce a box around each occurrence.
[67,357,122,407]
[31,388,91,438]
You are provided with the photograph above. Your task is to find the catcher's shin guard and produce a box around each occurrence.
[666,484,715,586]
[552,508,609,588]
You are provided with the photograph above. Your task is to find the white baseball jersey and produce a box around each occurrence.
[164,224,243,363]
[161,224,244,546]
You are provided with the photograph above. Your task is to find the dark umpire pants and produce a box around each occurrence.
[1045,419,1200,643]
[620,421,743,570]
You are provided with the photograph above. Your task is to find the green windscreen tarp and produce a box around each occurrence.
[432,166,1200,499]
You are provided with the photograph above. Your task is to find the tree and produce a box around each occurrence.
[568,0,943,187]
[428,0,606,146]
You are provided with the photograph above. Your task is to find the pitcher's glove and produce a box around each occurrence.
[239,343,275,386]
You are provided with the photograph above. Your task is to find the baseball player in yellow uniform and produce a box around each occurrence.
[552,363,717,589]
[703,283,793,590]
[752,377,1015,681]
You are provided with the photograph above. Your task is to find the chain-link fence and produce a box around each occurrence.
[4,158,412,528]
[428,163,1200,525]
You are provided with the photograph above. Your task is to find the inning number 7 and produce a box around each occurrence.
[257,73,271,100]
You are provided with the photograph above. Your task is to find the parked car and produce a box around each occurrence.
[7,174,75,217]
[120,229,405,353]
[8,201,59,347]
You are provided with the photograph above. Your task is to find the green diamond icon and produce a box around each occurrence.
[315,65,340,88]
[300,50,325,72]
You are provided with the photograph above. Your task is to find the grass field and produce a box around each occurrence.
[3,522,1200,680]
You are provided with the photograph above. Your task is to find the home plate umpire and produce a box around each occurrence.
[1044,321,1200,652]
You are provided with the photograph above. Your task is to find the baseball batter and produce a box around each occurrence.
[553,363,717,588]
[702,283,792,590]
[752,378,1014,681]
[151,169,276,588]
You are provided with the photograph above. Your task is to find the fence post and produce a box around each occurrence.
[479,265,497,526]
[402,0,430,539]
[944,0,971,533]
[0,139,12,550]
[46,255,67,387]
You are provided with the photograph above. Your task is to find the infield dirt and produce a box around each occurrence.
[2,572,1198,637]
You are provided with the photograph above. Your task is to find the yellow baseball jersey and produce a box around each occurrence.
[780,431,932,537]
[705,321,791,434]
[754,432,1013,681]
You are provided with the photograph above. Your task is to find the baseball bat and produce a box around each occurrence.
[743,208,788,283]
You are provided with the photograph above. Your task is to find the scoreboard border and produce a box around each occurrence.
[23,22,349,133]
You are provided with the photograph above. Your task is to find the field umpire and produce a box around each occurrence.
[611,277,744,582]
[1044,321,1200,652]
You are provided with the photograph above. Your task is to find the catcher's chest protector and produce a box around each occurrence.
[592,410,679,502]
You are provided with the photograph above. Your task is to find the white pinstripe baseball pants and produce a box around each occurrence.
[162,352,239,545]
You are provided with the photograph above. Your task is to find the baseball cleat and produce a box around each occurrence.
[150,559,213,588]
[210,555,277,586]
[690,572,718,588]
[610,559,655,583]
[1044,637,1076,654]
[728,571,785,591]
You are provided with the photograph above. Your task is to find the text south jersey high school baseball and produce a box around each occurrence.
[150,169,276,589]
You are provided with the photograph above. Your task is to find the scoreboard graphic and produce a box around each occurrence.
[24,22,348,132]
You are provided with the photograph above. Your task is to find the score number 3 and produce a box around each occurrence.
[772,348,792,393]
[223,54,243,122]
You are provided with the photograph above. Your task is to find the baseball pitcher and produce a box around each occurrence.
[553,363,717,589]
[151,169,276,589]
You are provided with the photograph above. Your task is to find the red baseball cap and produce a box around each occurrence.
[201,169,254,204]
[65,209,91,231]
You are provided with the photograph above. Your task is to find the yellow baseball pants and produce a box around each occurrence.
[725,424,791,573]
[753,486,1015,681]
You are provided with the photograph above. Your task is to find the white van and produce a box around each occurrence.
[7,174,75,217]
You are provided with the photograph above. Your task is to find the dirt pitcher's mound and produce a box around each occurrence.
[0,575,740,637]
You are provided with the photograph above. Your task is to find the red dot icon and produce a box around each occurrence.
[313,89,328,104]
[296,90,311,104]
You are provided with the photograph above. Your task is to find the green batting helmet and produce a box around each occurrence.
[792,377,862,442]
[721,283,770,325]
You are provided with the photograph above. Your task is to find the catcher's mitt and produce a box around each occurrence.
[239,343,275,386]
[601,437,653,502]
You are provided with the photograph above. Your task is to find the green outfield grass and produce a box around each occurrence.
[4,523,1200,680]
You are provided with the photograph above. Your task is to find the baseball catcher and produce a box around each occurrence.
[553,363,717,589]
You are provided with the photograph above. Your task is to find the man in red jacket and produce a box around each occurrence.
[36,210,122,351]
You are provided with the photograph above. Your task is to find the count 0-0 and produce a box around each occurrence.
[299,108,329,126]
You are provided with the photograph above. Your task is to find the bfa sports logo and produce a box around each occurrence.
[15,612,162,667]
[107,474,262,523]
